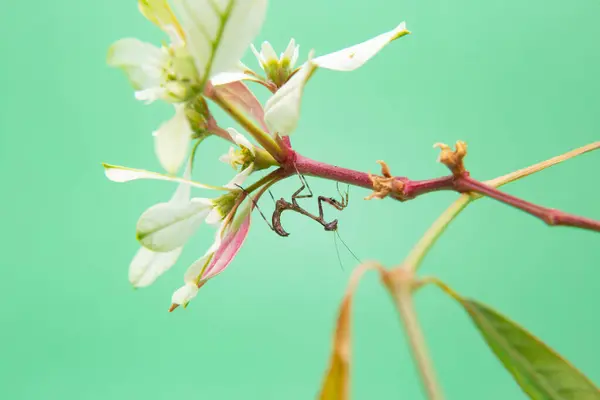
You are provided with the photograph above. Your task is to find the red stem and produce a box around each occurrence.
[288,153,600,233]
[294,155,373,189]
[294,154,456,200]
[455,176,600,232]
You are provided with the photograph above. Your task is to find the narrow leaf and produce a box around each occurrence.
[201,200,252,281]
[463,300,600,399]
[431,279,600,400]
[319,262,384,400]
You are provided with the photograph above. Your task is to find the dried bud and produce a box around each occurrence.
[434,141,468,177]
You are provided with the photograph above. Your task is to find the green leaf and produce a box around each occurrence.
[461,298,600,399]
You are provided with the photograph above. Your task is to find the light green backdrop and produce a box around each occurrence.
[1,1,598,399]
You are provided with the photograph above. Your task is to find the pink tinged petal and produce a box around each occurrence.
[183,232,222,284]
[201,204,252,281]
[129,246,183,288]
[153,105,192,174]
[312,22,409,72]
[212,82,269,132]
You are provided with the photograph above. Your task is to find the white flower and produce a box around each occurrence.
[219,128,256,188]
[169,0,268,86]
[262,22,409,136]
[251,39,300,86]
[109,0,269,173]
[107,38,194,104]
[103,162,237,287]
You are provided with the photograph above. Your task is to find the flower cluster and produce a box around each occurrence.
[105,0,409,310]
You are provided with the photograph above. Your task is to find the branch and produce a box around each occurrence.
[404,141,600,272]
[455,176,600,232]
[382,269,444,400]
[294,155,456,200]
[293,142,600,234]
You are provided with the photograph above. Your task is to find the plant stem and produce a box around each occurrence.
[295,148,600,233]
[209,92,286,162]
[404,195,472,272]
[404,142,600,273]
[394,286,444,400]
[295,154,456,199]
[244,168,288,194]
[456,176,600,232]
[485,141,600,189]
[294,155,374,189]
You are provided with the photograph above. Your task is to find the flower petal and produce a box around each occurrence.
[312,22,409,72]
[210,70,260,86]
[169,160,192,204]
[171,283,199,307]
[153,105,192,174]
[170,0,267,85]
[201,199,252,280]
[136,198,214,252]
[212,82,269,131]
[127,162,194,288]
[107,38,166,91]
[129,246,183,287]
[263,56,317,135]
[228,128,254,150]
[218,146,237,166]
[102,163,228,191]
[260,41,278,63]
[183,232,222,284]
[138,0,181,33]
[205,207,224,226]
[225,164,254,189]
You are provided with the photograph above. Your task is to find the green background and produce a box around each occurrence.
[1,0,599,398]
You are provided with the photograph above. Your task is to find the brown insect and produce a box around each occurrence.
[270,171,348,237]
